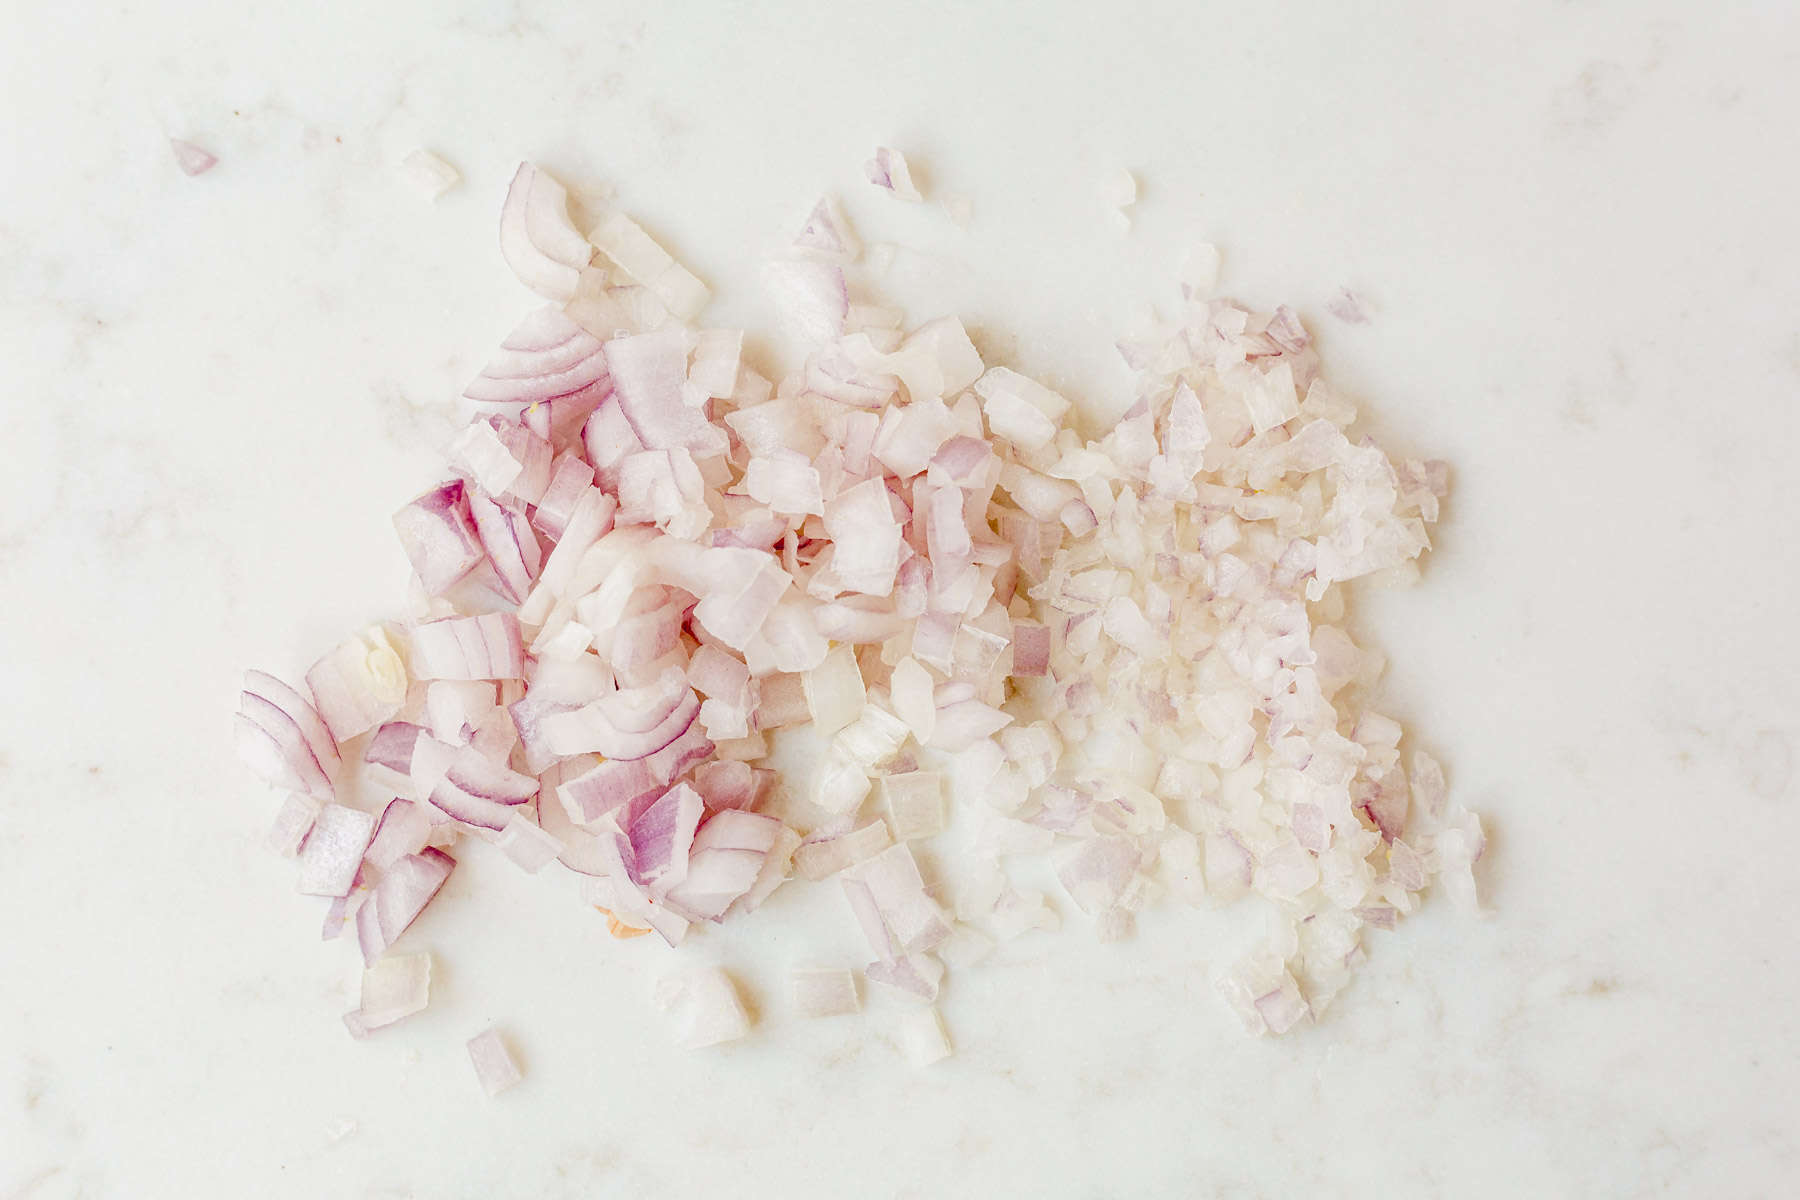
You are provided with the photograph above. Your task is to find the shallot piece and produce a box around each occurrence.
[790,967,859,1017]
[347,953,432,1037]
[466,1026,523,1096]
[497,813,564,872]
[895,1007,952,1066]
[1328,288,1372,324]
[882,772,945,840]
[794,195,860,262]
[499,162,591,301]
[238,670,339,801]
[296,805,374,897]
[356,849,454,966]
[1100,169,1138,210]
[864,147,922,201]
[402,149,460,198]
[655,968,751,1048]
[266,794,320,856]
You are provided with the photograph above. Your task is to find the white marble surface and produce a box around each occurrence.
[4,2,1798,1196]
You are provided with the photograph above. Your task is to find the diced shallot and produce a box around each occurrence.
[466,1026,524,1095]
[237,157,1470,1059]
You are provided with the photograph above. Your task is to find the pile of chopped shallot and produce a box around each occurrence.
[235,154,1483,1076]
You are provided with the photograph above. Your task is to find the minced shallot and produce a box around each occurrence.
[237,158,1480,1065]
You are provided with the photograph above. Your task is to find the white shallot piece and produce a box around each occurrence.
[402,149,461,199]
[466,1026,523,1096]
[237,158,1478,1060]
[896,1007,952,1066]
[864,146,922,201]
[791,967,860,1017]
[170,138,217,176]
[656,968,752,1048]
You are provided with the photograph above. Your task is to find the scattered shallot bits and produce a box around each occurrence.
[237,158,1478,1063]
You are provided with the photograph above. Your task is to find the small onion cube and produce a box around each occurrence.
[734,824,800,914]
[803,644,866,736]
[795,820,892,881]
[590,211,673,286]
[296,804,375,897]
[266,794,320,857]
[990,887,1060,940]
[823,479,903,594]
[1242,359,1300,433]
[626,782,705,887]
[532,454,598,539]
[813,754,872,815]
[1008,621,1050,677]
[1328,287,1371,324]
[1099,168,1137,209]
[976,366,1070,422]
[882,772,945,840]
[864,147,922,201]
[910,612,957,674]
[689,328,742,398]
[356,848,455,966]
[829,704,910,772]
[655,968,751,1049]
[235,156,1468,1051]
[845,844,950,954]
[354,953,432,1035]
[535,619,594,661]
[895,1006,951,1066]
[689,759,762,812]
[661,810,783,919]
[1055,837,1141,916]
[322,869,371,942]
[499,162,591,301]
[365,798,432,870]
[1181,243,1222,297]
[927,698,1011,751]
[865,952,944,1002]
[497,813,565,873]
[790,967,859,1017]
[558,756,661,825]
[765,258,849,344]
[466,1026,524,1096]
[464,307,609,412]
[1095,909,1136,943]
[169,138,217,176]
[688,644,752,703]
[242,670,341,779]
[410,614,525,681]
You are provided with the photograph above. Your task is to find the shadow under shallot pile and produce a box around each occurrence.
[234,158,1483,1065]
